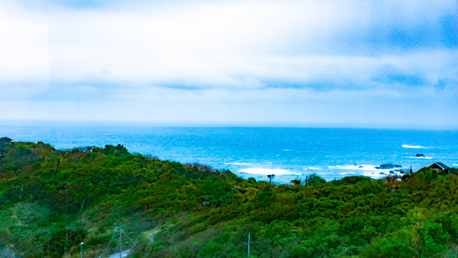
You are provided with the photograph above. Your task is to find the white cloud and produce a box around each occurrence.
[0,17,49,98]
[1,0,455,86]
[0,0,456,126]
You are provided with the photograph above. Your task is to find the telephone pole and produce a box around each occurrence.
[114,225,136,257]
[119,226,122,258]
[247,232,250,257]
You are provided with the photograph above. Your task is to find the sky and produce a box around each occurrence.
[0,0,457,128]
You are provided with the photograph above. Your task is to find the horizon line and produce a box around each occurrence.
[1,119,457,131]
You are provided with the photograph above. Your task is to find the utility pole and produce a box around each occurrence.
[80,242,84,258]
[121,228,137,247]
[119,226,122,258]
[247,232,250,257]
[113,226,136,258]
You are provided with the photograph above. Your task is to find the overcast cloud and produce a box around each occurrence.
[0,0,457,128]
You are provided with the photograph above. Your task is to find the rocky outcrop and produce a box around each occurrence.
[375,164,402,169]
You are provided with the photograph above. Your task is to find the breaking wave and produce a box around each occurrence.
[239,168,301,176]
[402,144,427,149]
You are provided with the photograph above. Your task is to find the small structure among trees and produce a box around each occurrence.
[426,162,449,171]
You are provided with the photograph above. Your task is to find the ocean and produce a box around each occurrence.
[1,122,457,183]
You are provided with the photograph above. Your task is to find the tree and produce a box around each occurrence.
[0,137,12,174]
[256,186,275,208]
[291,177,301,185]
[267,174,275,184]
[418,222,450,257]
[304,173,325,186]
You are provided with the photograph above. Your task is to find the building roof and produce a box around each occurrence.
[428,162,449,170]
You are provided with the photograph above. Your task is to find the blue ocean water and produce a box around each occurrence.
[1,122,457,183]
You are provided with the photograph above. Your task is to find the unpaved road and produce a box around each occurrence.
[108,248,131,258]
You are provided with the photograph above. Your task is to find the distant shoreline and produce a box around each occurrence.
[1,125,457,183]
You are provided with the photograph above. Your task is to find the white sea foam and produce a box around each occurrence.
[239,168,302,176]
[339,172,356,175]
[328,164,407,178]
[331,165,404,179]
[402,144,427,149]
[408,156,432,159]
[361,172,387,179]
[225,162,255,166]
[328,164,391,172]
[303,166,321,170]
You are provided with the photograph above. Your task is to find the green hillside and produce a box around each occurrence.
[1,137,458,257]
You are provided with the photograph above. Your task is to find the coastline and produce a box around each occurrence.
[1,125,457,183]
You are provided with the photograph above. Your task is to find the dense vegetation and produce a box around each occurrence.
[1,137,458,257]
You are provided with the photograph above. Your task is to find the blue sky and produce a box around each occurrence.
[0,0,457,128]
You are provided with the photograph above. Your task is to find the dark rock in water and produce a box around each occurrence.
[376,164,402,169]
[389,171,395,173]
[380,172,385,175]
[416,154,425,157]
[358,166,363,168]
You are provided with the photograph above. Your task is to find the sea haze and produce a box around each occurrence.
[1,122,457,183]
